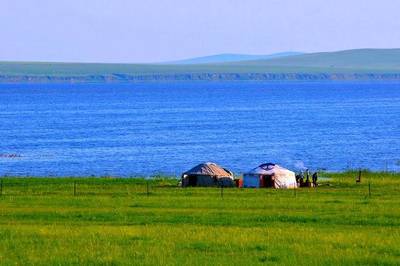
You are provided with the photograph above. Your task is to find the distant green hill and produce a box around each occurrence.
[165,52,303,64]
[227,49,400,71]
[1,49,400,82]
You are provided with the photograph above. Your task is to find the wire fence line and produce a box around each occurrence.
[0,179,239,197]
[0,177,378,199]
[0,178,300,196]
[0,179,184,197]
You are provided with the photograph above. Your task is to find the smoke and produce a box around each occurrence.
[294,161,307,171]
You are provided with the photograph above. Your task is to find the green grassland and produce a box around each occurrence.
[227,49,400,72]
[0,171,399,265]
[1,49,400,78]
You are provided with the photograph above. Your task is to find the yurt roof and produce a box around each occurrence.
[245,163,292,175]
[183,162,233,177]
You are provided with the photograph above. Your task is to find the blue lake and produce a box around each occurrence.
[0,81,399,176]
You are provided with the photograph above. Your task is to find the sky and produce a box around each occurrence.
[1,0,400,63]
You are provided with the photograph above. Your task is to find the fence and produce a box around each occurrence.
[0,172,382,198]
[0,179,242,198]
[0,179,156,196]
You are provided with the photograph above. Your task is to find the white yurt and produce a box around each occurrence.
[243,163,297,189]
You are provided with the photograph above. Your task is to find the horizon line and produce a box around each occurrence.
[0,47,399,65]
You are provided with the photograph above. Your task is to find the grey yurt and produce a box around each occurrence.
[181,162,234,187]
[243,163,297,189]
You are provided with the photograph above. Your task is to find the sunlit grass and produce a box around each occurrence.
[0,171,399,265]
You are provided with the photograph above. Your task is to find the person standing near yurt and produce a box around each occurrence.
[312,172,318,187]
[305,169,311,187]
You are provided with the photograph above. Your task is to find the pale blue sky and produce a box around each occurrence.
[1,0,399,63]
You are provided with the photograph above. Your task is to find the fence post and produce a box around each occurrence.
[356,170,361,183]
[146,181,149,197]
[73,181,76,196]
[368,182,371,197]
[0,179,3,196]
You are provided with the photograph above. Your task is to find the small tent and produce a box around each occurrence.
[243,163,297,189]
[181,162,234,187]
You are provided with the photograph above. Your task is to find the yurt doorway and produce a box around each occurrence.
[188,175,197,186]
[262,175,274,188]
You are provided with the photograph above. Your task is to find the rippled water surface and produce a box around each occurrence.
[1,82,399,176]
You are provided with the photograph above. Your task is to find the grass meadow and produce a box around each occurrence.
[0,171,399,265]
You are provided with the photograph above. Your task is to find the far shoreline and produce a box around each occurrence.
[1,79,400,86]
[0,170,397,179]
